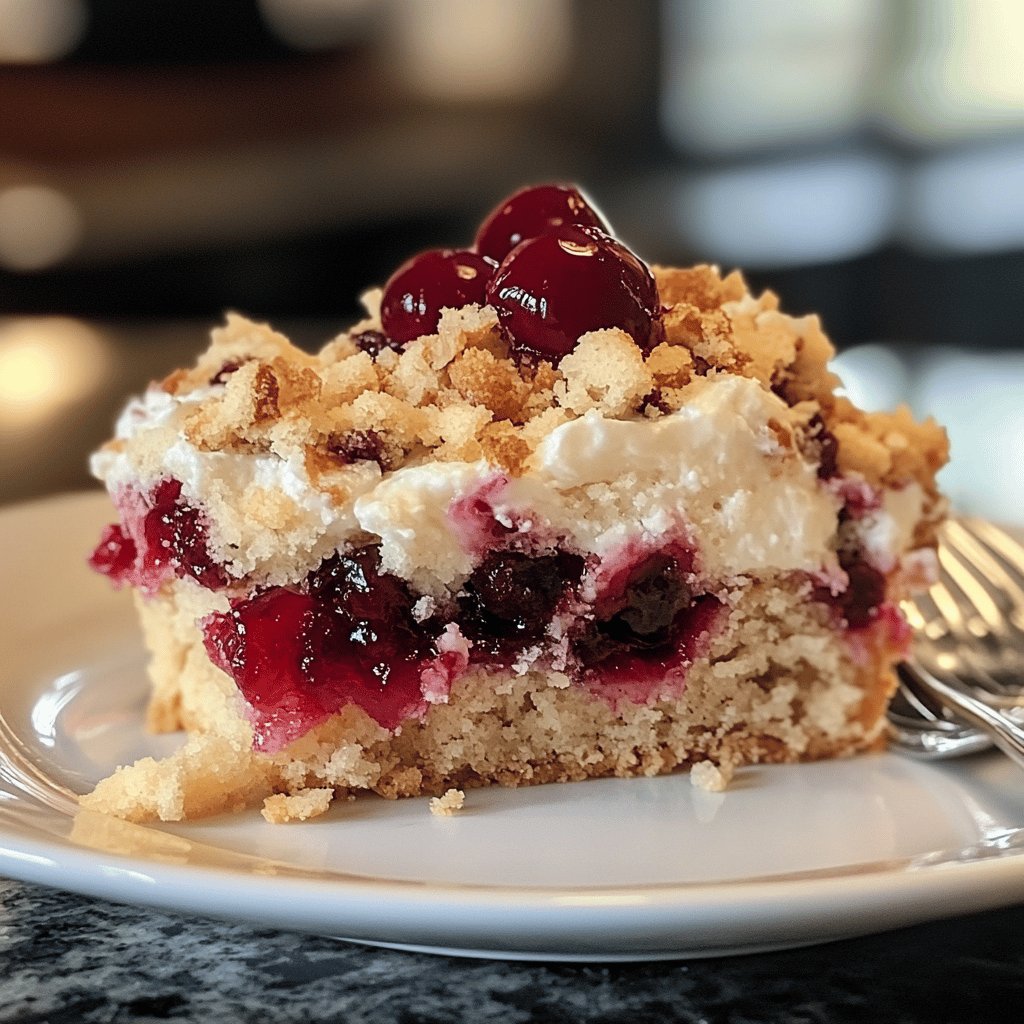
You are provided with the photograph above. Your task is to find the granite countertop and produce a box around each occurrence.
[2,878,1022,1023]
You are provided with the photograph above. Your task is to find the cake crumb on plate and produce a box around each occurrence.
[429,789,466,817]
[262,787,334,823]
[690,760,734,793]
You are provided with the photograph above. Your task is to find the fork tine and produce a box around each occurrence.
[962,518,1024,580]
[935,544,1009,640]
[944,520,1024,633]
[911,580,1020,697]
[915,575,970,644]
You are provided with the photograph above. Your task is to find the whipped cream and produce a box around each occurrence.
[91,387,381,583]
[357,376,842,594]
[856,483,926,574]
[96,375,854,594]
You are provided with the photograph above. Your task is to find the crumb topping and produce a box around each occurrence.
[116,266,944,518]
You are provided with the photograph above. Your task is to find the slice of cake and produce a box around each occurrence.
[83,184,948,824]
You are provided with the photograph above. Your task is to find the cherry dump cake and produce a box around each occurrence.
[83,184,948,823]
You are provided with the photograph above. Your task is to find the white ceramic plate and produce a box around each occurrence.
[2,493,1023,961]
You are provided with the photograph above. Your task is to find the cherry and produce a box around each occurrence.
[838,557,887,628]
[88,524,137,582]
[380,248,496,345]
[144,479,227,590]
[89,479,226,592]
[327,429,387,468]
[458,550,584,649]
[351,329,402,358]
[812,550,887,629]
[475,184,609,262]
[203,547,434,751]
[485,225,661,361]
[574,554,697,666]
[806,413,839,480]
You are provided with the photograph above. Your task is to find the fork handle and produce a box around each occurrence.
[902,662,1024,771]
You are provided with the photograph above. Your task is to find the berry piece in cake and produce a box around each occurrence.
[90,479,226,592]
[204,546,439,751]
[458,549,585,655]
[351,329,403,358]
[573,551,723,703]
[88,524,138,581]
[836,554,887,628]
[144,480,228,590]
[575,553,704,666]
[474,183,609,262]
[380,248,497,345]
[486,225,662,361]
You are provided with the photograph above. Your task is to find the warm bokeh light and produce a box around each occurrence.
[391,0,570,101]
[0,0,86,63]
[0,184,82,271]
[890,0,1024,139]
[662,0,883,154]
[257,0,376,51]
[675,155,897,268]
[0,318,108,425]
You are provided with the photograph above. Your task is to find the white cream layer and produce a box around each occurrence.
[91,374,911,595]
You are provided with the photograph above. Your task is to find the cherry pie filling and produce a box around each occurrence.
[199,540,726,753]
[89,478,226,593]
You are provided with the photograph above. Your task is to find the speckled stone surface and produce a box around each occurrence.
[1,879,1022,1024]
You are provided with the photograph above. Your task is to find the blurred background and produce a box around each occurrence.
[0,0,1021,518]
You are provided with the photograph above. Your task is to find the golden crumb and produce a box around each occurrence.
[554,329,654,417]
[261,788,334,824]
[429,788,466,817]
[653,264,747,311]
[448,347,533,423]
[646,343,694,391]
[690,760,734,793]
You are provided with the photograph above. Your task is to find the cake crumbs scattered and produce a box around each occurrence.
[429,788,466,816]
[690,760,734,793]
[261,787,334,823]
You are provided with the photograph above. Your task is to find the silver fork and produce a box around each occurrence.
[888,518,1024,769]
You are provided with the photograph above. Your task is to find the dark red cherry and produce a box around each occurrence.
[475,184,609,262]
[485,225,660,361]
[380,248,496,345]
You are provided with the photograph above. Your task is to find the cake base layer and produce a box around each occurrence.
[81,576,900,823]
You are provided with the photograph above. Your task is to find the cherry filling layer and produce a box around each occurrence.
[813,548,888,631]
[573,550,721,704]
[203,548,459,751]
[200,541,720,753]
[89,479,226,593]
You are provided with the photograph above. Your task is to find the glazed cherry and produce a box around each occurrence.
[474,184,609,263]
[485,225,661,362]
[380,248,496,345]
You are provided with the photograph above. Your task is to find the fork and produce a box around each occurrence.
[888,518,1024,769]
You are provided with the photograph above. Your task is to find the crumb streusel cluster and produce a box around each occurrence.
[118,264,946,528]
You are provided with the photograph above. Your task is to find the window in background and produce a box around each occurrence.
[885,0,1024,143]
[661,0,884,155]
[658,0,1024,351]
